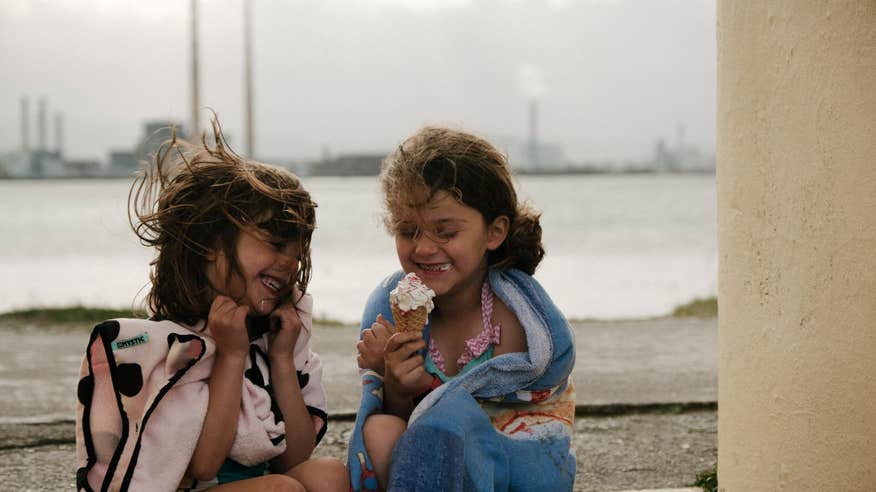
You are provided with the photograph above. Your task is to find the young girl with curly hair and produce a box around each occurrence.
[75,120,348,492]
[347,126,576,491]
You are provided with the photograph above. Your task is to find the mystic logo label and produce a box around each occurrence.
[111,332,150,351]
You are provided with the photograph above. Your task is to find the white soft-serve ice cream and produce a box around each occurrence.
[389,272,436,332]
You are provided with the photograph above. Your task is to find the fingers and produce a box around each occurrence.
[371,323,392,341]
[210,295,249,326]
[232,305,250,328]
[360,329,381,355]
[270,300,300,319]
[376,314,396,334]
[363,323,391,346]
[391,353,425,375]
[384,335,426,376]
[269,302,303,332]
[384,331,424,354]
[208,296,250,355]
[357,339,378,358]
[359,317,420,375]
[210,295,235,316]
[357,334,386,373]
[386,357,428,389]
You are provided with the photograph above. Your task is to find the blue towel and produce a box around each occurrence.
[347,269,577,491]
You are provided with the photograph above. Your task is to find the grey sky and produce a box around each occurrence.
[0,0,716,164]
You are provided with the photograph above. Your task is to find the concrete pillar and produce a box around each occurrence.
[718,1,876,490]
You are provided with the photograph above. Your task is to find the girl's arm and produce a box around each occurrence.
[382,331,432,420]
[267,303,317,472]
[268,356,316,472]
[188,297,251,481]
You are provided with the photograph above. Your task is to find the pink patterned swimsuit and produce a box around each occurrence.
[426,282,501,382]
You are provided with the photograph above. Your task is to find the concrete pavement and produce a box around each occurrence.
[0,316,717,421]
[0,316,717,490]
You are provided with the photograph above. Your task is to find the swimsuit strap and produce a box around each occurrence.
[427,280,502,374]
[427,337,447,375]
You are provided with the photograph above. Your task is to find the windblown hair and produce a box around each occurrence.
[129,119,316,324]
[380,126,544,275]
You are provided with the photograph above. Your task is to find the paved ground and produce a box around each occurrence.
[0,317,717,420]
[0,317,717,491]
[0,409,716,492]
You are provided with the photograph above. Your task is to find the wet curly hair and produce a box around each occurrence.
[129,119,316,324]
[380,126,544,275]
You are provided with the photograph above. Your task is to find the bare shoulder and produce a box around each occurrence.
[492,297,528,356]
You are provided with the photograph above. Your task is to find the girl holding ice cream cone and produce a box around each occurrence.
[349,127,576,491]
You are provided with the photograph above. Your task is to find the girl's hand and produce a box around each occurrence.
[383,331,431,398]
[267,301,304,361]
[207,295,250,358]
[357,314,395,374]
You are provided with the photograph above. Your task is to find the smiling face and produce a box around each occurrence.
[393,191,508,300]
[205,225,300,315]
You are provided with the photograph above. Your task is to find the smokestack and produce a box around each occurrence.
[244,0,255,158]
[38,97,47,153]
[676,122,686,151]
[528,98,539,170]
[55,112,64,156]
[190,0,201,138]
[20,97,30,153]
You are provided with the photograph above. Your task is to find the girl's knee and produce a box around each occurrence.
[286,457,349,492]
[363,414,406,442]
[313,456,347,475]
[361,414,407,490]
[259,474,306,492]
[312,457,350,491]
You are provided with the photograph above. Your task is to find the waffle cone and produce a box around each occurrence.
[391,304,429,333]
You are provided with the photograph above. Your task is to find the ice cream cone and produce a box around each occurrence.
[391,304,429,333]
[389,273,435,333]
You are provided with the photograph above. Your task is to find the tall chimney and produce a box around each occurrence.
[244,0,255,158]
[38,97,47,153]
[528,98,539,170]
[190,0,201,138]
[676,122,686,151]
[55,112,64,156]
[20,97,30,153]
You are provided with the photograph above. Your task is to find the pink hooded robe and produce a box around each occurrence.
[75,295,326,492]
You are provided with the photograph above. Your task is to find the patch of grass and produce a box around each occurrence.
[312,316,354,327]
[0,306,146,325]
[671,297,717,318]
[693,465,717,492]
[653,403,685,415]
[0,306,354,329]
